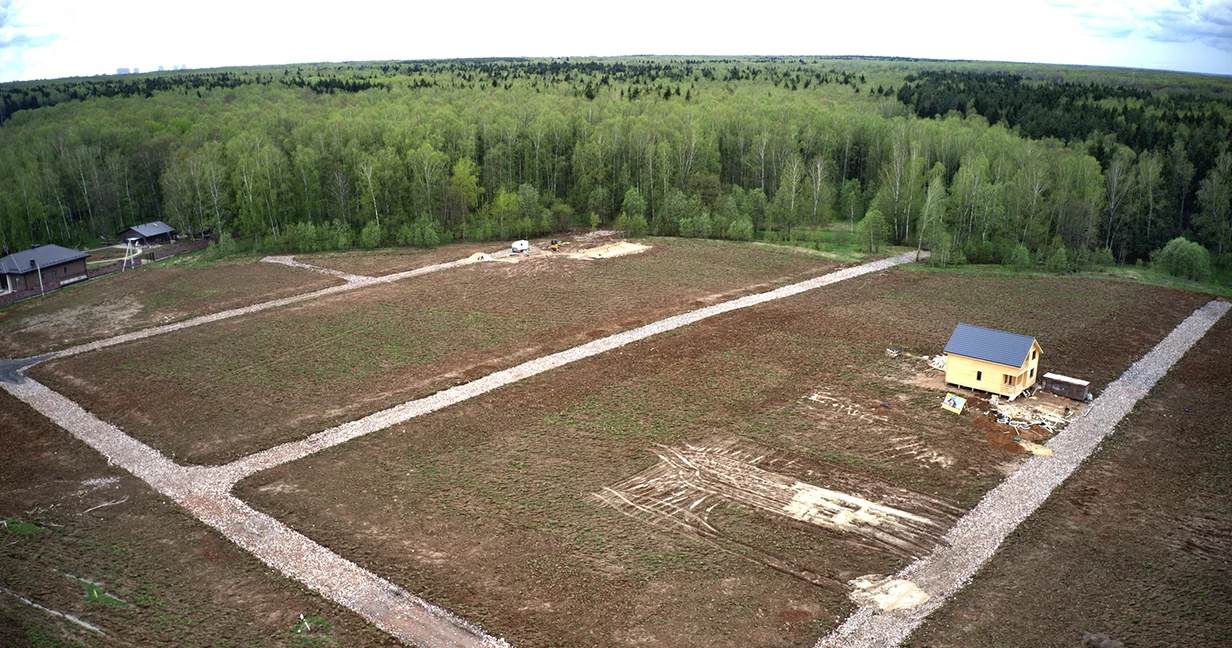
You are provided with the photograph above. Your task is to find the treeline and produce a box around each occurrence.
[898,70,1231,260]
[0,58,1228,273]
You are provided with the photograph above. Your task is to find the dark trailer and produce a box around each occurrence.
[1040,372,1091,401]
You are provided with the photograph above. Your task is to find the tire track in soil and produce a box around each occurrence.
[3,251,923,648]
[816,299,1230,648]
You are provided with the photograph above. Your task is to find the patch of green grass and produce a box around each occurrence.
[23,624,83,648]
[812,451,872,466]
[78,580,127,606]
[289,615,335,647]
[907,262,1230,297]
[1,518,47,534]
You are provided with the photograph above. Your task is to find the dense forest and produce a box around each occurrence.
[0,57,1229,272]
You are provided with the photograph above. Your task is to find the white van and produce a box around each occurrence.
[511,240,530,254]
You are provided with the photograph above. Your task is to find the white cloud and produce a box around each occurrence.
[2,0,1228,82]
[1052,0,1232,51]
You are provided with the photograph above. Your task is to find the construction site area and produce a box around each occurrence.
[1,234,1228,648]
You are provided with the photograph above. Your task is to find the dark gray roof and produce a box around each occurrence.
[0,244,89,275]
[944,323,1038,368]
[122,221,175,238]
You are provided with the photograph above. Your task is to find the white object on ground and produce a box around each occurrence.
[848,576,930,611]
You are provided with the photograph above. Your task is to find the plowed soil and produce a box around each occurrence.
[906,314,1232,648]
[33,238,840,465]
[0,391,397,648]
[234,270,1208,648]
[298,242,499,276]
[0,259,340,358]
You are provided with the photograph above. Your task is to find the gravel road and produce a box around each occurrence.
[1,377,508,648]
[816,299,1230,648]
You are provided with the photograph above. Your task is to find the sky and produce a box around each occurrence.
[0,0,1229,82]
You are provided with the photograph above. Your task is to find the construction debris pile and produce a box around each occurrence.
[990,396,1077,435]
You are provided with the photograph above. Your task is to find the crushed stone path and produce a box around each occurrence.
[816,299,1230,648]
[4,251,921,647]
[220,251,923,482]
[260,255,374,283]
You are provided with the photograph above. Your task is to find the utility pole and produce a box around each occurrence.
[35,259,44,296]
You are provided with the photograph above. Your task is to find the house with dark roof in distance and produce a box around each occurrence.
[943,323,1042,398]
[118,220,176,245]
[0,244,90,294]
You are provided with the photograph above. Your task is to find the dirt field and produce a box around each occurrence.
[0,391,398,648]
[0,258,340,358]
[234,270,1208,648]
[33,238,841,465]
[84,247,129,262]
[298,241,499,277]
[906,315,1232,648]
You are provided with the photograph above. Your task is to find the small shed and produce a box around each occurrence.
[943,323,1042,398]
[0,244,90,293]
[118,221,176,245]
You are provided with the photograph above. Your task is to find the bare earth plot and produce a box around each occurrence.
[3,249,911,648]
[298,242,502,277]
[236,270,1208,648]
[0,391,398,648]
[905,314,1232,648]
[32,238,841,465]
[0,258,341,358]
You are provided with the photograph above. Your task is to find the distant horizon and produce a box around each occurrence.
[2,0,1229,83]
[6,53,1230,86]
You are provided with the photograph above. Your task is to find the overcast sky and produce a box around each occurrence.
[1,0,1229,82]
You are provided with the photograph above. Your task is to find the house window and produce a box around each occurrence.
[976,370,983,381]
[1032,350,1037,360]
[1004,374,1013,385]
[1030,368,1035,379]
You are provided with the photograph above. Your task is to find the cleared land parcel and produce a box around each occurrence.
[236,269,1207,647]
[0,390,397,648]
[0,258,341,358]
[32,238,841,464]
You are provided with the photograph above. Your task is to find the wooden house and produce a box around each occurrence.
[943,323,1042,398]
